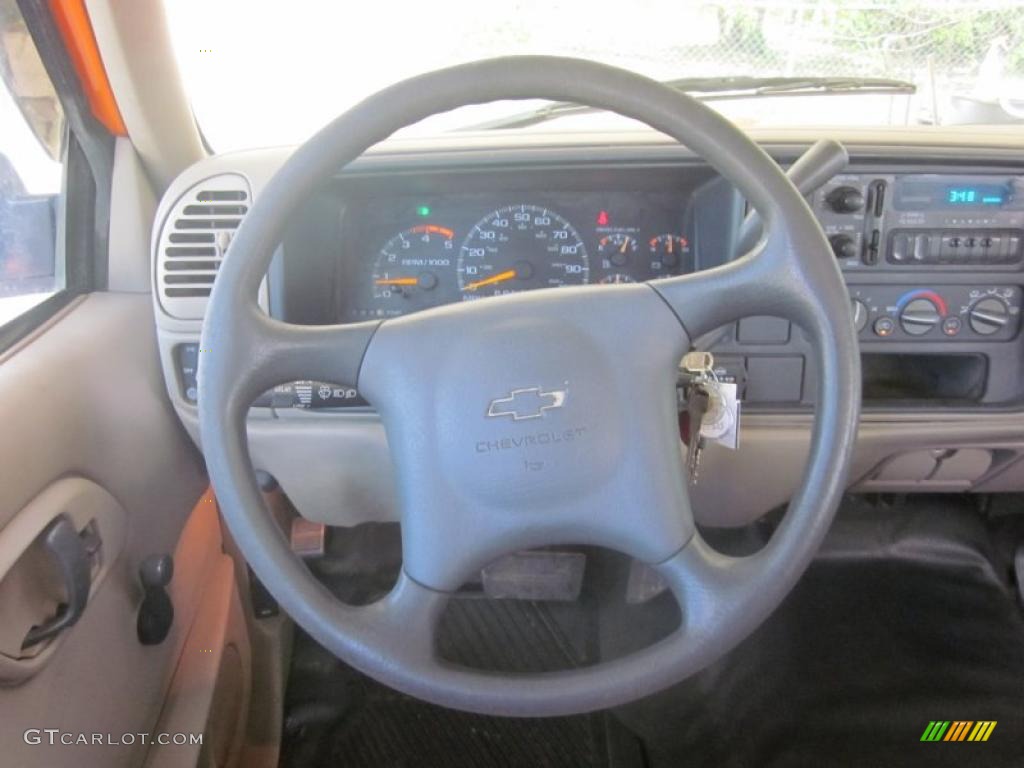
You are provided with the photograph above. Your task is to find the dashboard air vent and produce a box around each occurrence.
[156,174,252,320]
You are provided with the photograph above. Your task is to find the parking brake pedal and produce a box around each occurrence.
[137,554,174,645]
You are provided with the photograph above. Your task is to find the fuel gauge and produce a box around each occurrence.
[597,233,638,268]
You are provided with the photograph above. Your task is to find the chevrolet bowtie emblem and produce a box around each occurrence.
[487,386,568,420]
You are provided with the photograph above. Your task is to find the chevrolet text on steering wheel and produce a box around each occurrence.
[198,56,861,717]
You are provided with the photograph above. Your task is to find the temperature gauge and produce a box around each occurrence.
[648,234,692,277]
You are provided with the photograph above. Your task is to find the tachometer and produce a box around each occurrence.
[458,205,589,297]
[371,224,454,316]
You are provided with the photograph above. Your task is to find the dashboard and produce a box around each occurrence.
[150,132,1024,529]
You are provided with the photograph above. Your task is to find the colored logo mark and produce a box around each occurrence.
[921,721,996,742]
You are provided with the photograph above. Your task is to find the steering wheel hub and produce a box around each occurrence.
[359,284,693,591]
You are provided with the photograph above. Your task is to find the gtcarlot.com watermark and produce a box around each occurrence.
[24,729,202,746]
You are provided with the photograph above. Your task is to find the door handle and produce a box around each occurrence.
[21,515,93,649]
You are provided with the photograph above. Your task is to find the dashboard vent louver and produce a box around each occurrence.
[156,174,252,319]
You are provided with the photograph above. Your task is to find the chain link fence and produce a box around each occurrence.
[658,1,1024,121]
[669,2,1023,76]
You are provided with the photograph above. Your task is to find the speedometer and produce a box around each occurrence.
[458,205,589,297]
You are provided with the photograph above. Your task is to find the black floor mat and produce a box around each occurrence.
[317,676,608,768]
[615,496,1024,768]
[280,599,623,768]
[281,497,1024,768]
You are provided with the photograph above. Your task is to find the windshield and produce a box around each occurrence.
[165,0,1024,151]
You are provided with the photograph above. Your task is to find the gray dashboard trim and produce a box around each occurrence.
[152,135,1024,527]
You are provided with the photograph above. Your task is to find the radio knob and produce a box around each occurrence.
[829,234,858,260]
[826,186,865,214]
[969,297,1010,335]
[899,298,941,335]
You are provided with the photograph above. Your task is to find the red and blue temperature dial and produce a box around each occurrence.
[896,289,953,336]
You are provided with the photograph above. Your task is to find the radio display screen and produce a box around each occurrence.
[945,185,1006,205]
[895,176,1018,211]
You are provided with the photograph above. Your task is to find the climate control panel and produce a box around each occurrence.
[848,285,1021,341]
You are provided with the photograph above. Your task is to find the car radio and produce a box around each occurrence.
[812,173,1024,271]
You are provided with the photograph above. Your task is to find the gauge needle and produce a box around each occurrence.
[375,277,419,286]
[620,238,630,254]
[463,268,517,291]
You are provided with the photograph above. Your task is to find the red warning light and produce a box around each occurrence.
[596,210,610,227]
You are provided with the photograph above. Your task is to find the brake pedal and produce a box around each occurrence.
[290,519,327,559]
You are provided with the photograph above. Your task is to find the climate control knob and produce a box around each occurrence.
[899,298,941,336]
[969,297,1010,336]
[829,234,858,260]
[826,186,865,214]
[851,299,869,332]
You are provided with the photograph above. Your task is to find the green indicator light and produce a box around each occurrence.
[416,205,431,217]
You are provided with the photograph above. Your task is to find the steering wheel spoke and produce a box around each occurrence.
[650,227,816,340]
[359,571,448,663]
[245,313,380,396]
[202,299,380,408]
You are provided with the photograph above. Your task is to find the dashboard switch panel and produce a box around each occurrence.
[173,345,366,409]
[174,343,199,403]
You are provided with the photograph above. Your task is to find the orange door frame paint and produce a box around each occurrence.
[48,0,127,135]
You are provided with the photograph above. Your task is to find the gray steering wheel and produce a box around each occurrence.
[198,56,861,717]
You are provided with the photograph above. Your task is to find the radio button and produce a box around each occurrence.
[890,234,908,263]
[912,234,929,262]
[1008,235,1021,262]
[980,234,1000,261]
[939,235,960,262]
[979,235,1002,263]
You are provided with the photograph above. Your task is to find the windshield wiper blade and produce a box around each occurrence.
[462,76,916,131]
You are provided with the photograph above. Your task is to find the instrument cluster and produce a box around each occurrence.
[338,191,696,321]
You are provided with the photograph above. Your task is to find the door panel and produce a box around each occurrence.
[0,292,209,767]
[0,477,127,683]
